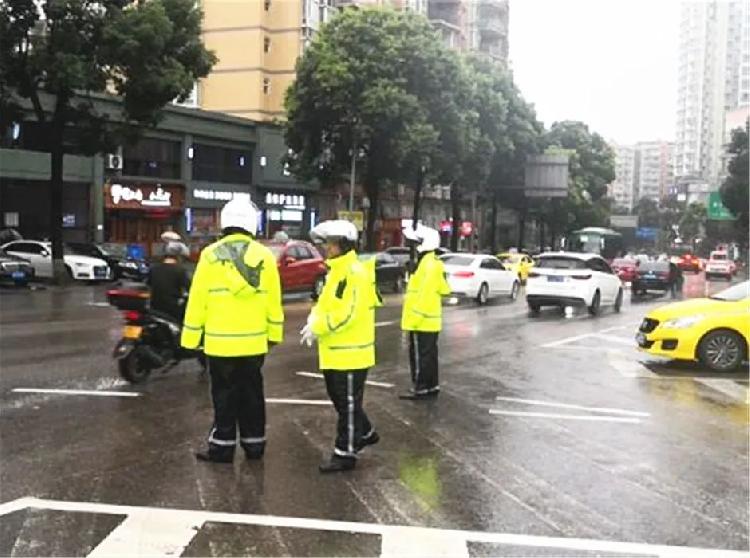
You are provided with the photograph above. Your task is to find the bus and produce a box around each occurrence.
[564,227,624,260]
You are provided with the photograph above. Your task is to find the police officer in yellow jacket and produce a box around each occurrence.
[301,220,380,473]
[181,198,284,463]
[399,225,451,400]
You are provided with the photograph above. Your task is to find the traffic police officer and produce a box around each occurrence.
[182,198,284,463]
[301,220,380,473]
[399,225,451,400]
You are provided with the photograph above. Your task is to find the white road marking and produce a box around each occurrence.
[265,398,332,406]
[592,333,634,346]
[11,388,141,398]
[86,302,112,308]
[375,320,396,327]
[541,333,596,348]
[495,396,650,417]
[381,526,469,557]
[489,410,642,424]
[88,512,201,557]
[0,497,743,558]
[599,325,630,333]
[295,371,395,389]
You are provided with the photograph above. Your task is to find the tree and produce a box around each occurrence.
[285,8,472,250]
[0,0,215,280]
[679,201,706,243]
[635,197,660,228]
[720,120,749,242]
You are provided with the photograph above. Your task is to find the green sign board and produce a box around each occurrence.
[707,192,735,221]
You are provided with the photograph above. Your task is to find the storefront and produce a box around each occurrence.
[104,181,185,257]
[256,190,314,240]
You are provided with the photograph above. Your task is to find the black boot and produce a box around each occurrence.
[243,446,265,460]
[356,431,380,452]
[195,449,234,463]
[399,391,438,400]
[319,455,356,473]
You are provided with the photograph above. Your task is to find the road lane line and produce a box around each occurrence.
[4,497,744,558]
[381,526,469,557]
[540,333,596,348]
[11,388,141,398]
[495,396,650,417]
[296,371,395,389]
[88,512,201,557]
[375,320,396,327]
[266,398,332,406]
[489,410,642,424]
[599,325,629,333]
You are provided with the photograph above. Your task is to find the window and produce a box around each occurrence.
[263,78,271,95]
[7,242,44,255]
[192,144,253,184]
[264,37,271,53]
[480,258,501,270]
[122,137,181,179]
[264,0,270,10]
[290,244,313,260]
[538,256,586,270]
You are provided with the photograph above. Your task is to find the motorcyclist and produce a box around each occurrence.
[148,241,191,323]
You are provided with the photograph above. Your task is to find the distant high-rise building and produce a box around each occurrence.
[609,144,637,211]
[428,0,509,64]
[674,1,749,185]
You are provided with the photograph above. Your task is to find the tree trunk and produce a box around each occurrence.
[538,219,546,251]
[364,175,379,252]
[49,119,68,284]
[409,166,424,272]
[450,184,460,252]
[490,194,498,254]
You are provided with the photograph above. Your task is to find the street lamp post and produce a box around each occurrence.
[349,146,356,212]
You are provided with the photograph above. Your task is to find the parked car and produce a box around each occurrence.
[677,252,702,273]
[497,252,535,284]
[358,252,406,293]
[0,249,35,286]
[526,252,623,316]
[441,253,520,305]
[636,281,749,372]
[67,242,149,281]
[263,240,327,297]
[1,240,111,281]
[705,250,734,281]
[611,257,638,282]
[632,261,683,298]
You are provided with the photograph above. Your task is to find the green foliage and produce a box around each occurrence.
[635,197,660,228]
[720,121,749,241]
[679,201,706,241]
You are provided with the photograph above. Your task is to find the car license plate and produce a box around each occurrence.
[548,276,564,282]
[122,325,143,339]
[635,332,646,346]
[11,271,25,280]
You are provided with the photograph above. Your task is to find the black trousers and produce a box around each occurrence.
[323,370,375,459]
[207,355,266,458]
[408,331,440,394]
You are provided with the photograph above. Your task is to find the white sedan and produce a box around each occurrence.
[441,253,520,305]
[526,252,623,315]
[1,240,111,281]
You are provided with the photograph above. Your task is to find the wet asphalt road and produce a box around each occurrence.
[0,272,748,557]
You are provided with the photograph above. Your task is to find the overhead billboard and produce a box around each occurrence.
[610,215,638,228]
[524,154,570,198]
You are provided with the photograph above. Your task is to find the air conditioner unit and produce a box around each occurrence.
[106,154,123,170]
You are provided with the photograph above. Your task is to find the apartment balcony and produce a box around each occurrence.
[477,16,507,37]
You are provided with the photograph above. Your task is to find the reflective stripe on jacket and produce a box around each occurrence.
[181,233,284,356]
[310,250,380,370]
[401,252,451,332]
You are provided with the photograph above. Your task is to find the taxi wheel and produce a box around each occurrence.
[698,330,746,372]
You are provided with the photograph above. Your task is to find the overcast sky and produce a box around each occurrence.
[509,0,681,145]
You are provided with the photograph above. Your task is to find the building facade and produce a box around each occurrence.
[608,141,674,208]
[0,95,315,257]
[675,1,749,186]
[608,144,637,211]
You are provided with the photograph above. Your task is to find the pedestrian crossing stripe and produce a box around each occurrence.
[0,497,744,558]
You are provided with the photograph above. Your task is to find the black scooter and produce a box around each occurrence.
[107,288,205,383]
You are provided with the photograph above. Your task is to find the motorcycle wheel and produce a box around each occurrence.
[118,349,152,384]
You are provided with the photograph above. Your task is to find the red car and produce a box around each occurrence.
[677,253,702,273]
[263,240,327,297]
[611,258,638,282]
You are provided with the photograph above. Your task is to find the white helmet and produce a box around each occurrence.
[161,230,182,242]
[403,224,441,253]
[310,220,358,244]
[220,198,259,234]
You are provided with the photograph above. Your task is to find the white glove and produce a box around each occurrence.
[300,324,316,347]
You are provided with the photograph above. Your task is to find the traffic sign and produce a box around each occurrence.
[337,210,364,231]
[707,192,735,221]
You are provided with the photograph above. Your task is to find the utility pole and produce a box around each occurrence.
[409,165,425,273]
[349,147,356,212]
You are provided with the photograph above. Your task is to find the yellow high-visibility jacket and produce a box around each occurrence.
[181,233,284,357]
[310,250,381,370]
[401,251,451,332]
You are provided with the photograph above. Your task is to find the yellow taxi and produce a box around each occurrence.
[497,252,535,284]
[636,281,749,371]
